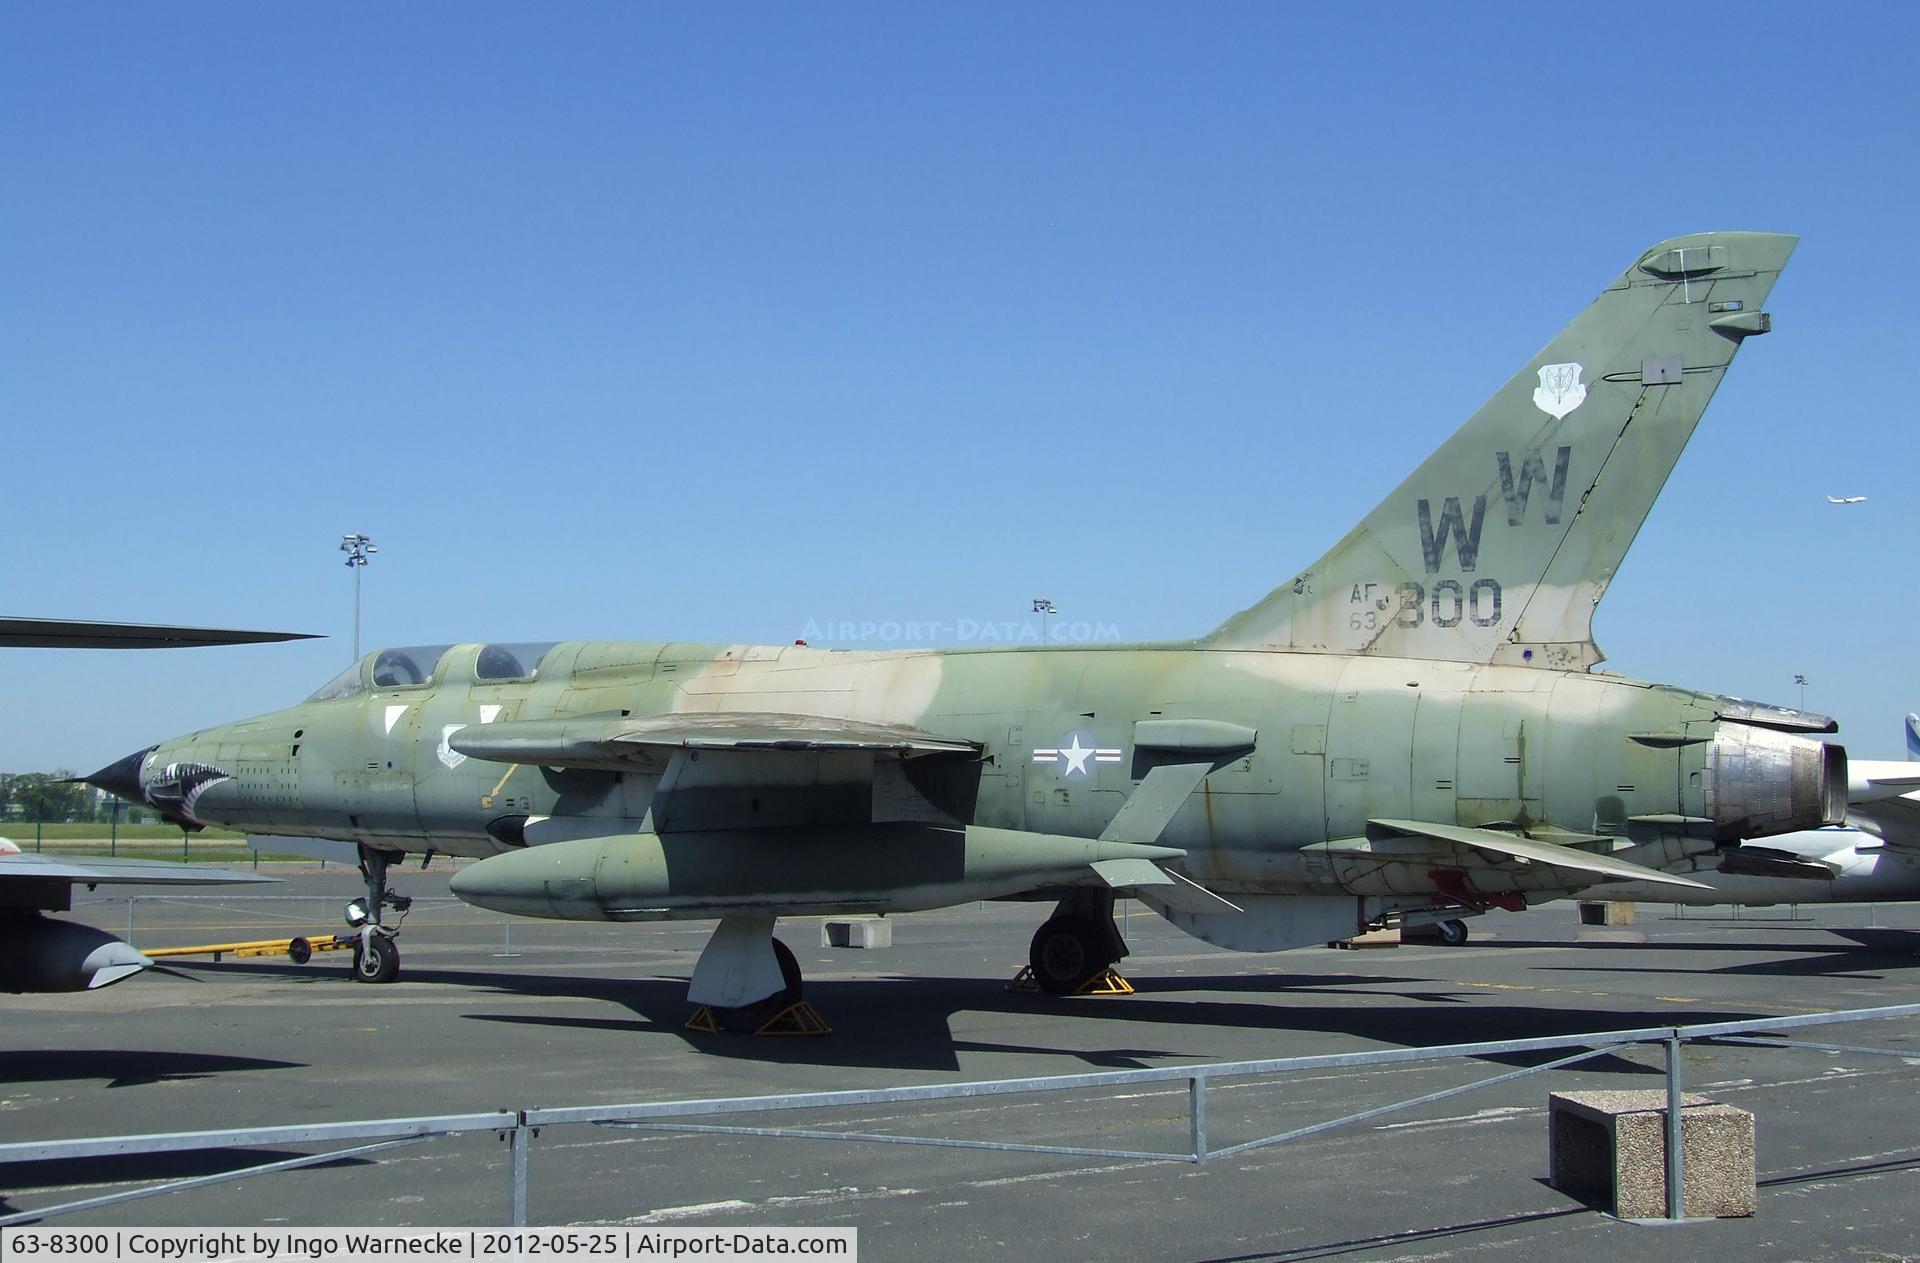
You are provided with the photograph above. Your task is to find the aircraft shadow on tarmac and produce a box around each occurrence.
[0,1149,373,1211]
[285,962,1768,1073]
[1498,928,1920,955]
[0,1048,303,1088]
[1173,1151,1920,1263]
[1528,933,1920,982]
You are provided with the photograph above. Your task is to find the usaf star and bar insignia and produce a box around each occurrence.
[1032,731,1122,778]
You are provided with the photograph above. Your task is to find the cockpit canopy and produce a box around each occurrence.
[474,642,556,681]
[308,642,558,700]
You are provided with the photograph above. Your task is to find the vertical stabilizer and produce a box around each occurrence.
[1906,713,1919,760]
[1205,232,1797,668]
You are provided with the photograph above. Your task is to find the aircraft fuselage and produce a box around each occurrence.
[125,639,1839,919]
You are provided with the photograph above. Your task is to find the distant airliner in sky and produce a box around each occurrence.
[1827,495,1868,505]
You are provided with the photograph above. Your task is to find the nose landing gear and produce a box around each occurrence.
[347,845,411,984]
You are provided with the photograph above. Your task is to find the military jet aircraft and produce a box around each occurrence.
[85,231,1848,1030]
[0,617,304,991]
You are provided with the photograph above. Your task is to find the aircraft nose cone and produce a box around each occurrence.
[79,746,156,805]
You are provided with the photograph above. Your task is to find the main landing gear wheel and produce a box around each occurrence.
[353,933,400,984]
[1029,916,1111,995]
[712,938,803,1033]
[1437,919,1470,947]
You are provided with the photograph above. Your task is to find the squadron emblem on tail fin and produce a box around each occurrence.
[1531,362,1587,420]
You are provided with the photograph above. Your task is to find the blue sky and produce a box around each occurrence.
[2,3,1913,772]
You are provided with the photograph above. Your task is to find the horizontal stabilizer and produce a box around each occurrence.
[1367,818,1711,890]
[1847,758,1920,851]
[452,711,980,771]
[1718,845,1841,881]
[1852,760,1920,801]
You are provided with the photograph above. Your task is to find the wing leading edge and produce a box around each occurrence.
[451,711,981,772]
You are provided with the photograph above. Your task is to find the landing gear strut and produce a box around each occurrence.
[686,916,824,1033]
[1027,891,1129,995]
[347,845,411,984]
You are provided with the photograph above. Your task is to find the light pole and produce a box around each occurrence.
[1793,673,1808,710]
[1032,598,1056,645]
[340,533,378,660]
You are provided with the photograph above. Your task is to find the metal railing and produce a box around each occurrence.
[4,1003,1918,1228]
[64,894,481,955]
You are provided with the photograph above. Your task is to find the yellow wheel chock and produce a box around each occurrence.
[685,1001,832,1036]
[1007,965,1135,995]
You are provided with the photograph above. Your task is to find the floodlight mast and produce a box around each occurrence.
[1032,598,1056,645]
[340,533,378,660]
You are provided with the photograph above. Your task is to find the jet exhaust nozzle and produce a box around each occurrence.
[1709,724,1847,841]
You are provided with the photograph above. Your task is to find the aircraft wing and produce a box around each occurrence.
[1366,818,1712,889]
[0,853,275,886]
[451,711,981,771]
[1845,759,1920,850]
[0,617,318,649]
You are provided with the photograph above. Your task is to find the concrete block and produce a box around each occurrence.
[1577,900,1637,926]
[821,917,892,949]
[1326,928,1400,949]
[1548,1089,1755,1218]
[1575,901,1645,942]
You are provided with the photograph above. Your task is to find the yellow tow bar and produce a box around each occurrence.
[143,934,355,965]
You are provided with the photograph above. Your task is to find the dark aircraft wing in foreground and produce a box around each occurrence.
[0,618,317,649]
[0,841,274,992]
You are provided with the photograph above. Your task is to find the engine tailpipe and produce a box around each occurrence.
[1709,724,1846,841]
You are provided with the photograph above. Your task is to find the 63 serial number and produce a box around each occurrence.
[1347,579,1502,631]
[6,1236,115,1255]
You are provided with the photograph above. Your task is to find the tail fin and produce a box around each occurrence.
[1906,713,1919,760]
[1205,232,1797,668]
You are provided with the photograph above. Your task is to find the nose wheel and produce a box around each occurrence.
[352,932,401,983]
[347,845,410,984]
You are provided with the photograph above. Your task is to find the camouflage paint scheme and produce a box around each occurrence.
[92,232,1848,1011]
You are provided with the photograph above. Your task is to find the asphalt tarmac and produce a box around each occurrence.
[6,867,1920,1262]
